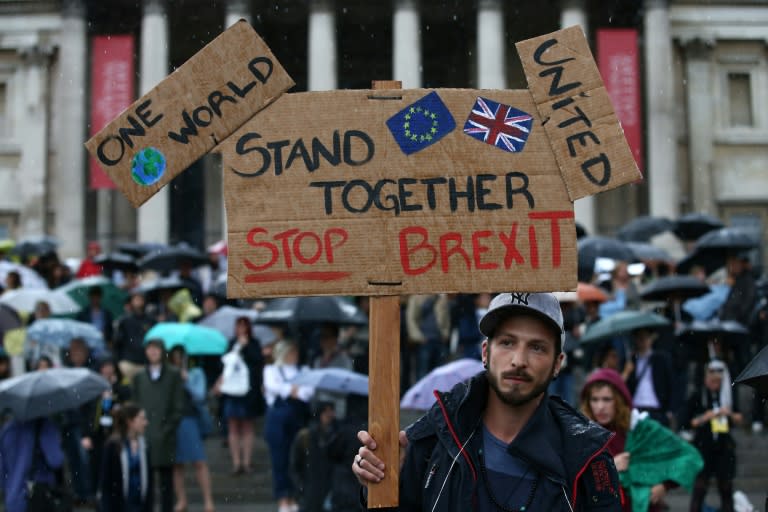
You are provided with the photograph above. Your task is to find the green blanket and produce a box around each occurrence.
[619,418,704,511]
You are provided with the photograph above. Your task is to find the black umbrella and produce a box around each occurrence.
[626,242,671,262]
[575,222,588,240]
[677,319,749,361]
[694,227,758,252]
[616,216,673,242]
[138,244,210,273]
[675,249,724,276]
[678,319,749,339]
[10,236,58,259]
[673,213,724,241]
[735,345,768,396]
[0,304,21,342]
[94,252,139,273]
[577,236,635,280]
[0,368,109,421]
[132,276,186,302]
[117,242,167,259]
[257,297,368,327]
[640,276,710,302]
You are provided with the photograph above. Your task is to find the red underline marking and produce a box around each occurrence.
[244,271,351,283]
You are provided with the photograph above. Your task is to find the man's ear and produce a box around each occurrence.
[554,351,565,376]
[481,339,489,368]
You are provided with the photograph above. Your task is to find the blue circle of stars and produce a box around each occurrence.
[403,105,439,143]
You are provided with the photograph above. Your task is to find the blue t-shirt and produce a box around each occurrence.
[478,425,538,512]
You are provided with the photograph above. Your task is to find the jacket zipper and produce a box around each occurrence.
[570,432,615,508]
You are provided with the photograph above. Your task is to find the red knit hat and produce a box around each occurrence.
[581,368,632,407]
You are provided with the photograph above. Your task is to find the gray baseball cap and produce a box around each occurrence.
[479,293,564,344]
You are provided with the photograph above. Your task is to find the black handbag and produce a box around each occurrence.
[25,421,73,512]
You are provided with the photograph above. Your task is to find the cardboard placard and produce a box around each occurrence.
[516,26,642,201]
[221,88,578,298]
[84,21,294,207]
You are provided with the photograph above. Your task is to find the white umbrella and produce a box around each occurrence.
[0,368,109,421]
[199,305,259,339]
[0,261,48,290]
[0,289,80,315]
[290,368,369,396]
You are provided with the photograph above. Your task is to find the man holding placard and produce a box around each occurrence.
[353,292,622,511]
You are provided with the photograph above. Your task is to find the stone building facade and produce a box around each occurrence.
[0,0,765,260]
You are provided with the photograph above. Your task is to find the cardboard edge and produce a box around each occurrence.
[85,20,296,210]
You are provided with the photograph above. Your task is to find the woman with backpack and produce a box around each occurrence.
[216,316,265,475]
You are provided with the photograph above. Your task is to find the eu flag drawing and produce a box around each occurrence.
[463,97,533,153]
[386,91,455,156]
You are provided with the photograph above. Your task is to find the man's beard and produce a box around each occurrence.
[486,363,555,407]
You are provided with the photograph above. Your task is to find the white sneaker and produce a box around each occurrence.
[752,421,763,433]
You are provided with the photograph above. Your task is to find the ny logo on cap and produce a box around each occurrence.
[510,293,531,306]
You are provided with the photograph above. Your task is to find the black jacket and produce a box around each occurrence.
[114,313,155,364]
[367,373,621,511]
[75,307,114,345]
[99,436,153,512]
[626,351,674,413]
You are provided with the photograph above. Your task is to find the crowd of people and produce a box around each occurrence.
[0,223,763,511]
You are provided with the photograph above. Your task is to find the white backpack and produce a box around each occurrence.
[220,345,250,397]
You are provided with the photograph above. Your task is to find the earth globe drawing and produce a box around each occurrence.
[131,147,166,186]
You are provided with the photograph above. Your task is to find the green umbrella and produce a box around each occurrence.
[57,276,128,319]
[144,322,228,355]
[580,310,670,345]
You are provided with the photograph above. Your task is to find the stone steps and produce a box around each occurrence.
[180,417,768,505]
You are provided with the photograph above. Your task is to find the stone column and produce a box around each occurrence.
[137,0,169,244]
[560,0,596,235]
[683,39,715,215]
[18,47,51,239]
[644,0,678,218]
[308,0,337,91]
[52,0,86,256]
[226,0,251,28]
[393,0,421,88]
[476,0,506,89]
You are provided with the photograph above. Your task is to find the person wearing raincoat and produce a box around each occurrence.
[581,368,703,511]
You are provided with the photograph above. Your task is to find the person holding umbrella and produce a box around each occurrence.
[0,416,65,511]
[132,339,184,512]
[60,337,97,506]
[0,367,110,511]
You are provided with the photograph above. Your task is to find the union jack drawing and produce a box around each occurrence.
[463,97,533,153]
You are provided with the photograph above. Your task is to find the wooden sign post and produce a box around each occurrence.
[366,80,403,508]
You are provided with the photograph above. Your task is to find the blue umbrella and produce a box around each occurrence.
[26,318,105,350]
[290,368,369,396]
[144,322,228,355]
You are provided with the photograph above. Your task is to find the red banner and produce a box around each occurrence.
[597,29,643,175]
[89,35,135,189]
